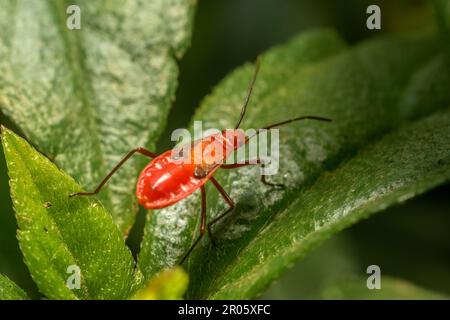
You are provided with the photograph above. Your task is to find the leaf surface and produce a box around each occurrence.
[0,274,29,300]
[138,29,347,274]
[138,29,450,299]
[0,0,196,233]
[1,127,141,299]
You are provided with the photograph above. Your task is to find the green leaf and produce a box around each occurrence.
[262,190,450,299]
[138,29,450,299]
[0,143,36,295]
[1,127,141,300]
[321,277,448,300]
[131,267,188,300]
[0,0,196,234]
[138,29,347,276]
[202,108,450,299]
[0,274,29,300]
[261,233,359,299]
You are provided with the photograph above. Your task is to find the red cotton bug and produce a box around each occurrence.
[69,57,331,264]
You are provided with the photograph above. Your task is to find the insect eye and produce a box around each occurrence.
[171,148,185,160]
[194,165,208,179]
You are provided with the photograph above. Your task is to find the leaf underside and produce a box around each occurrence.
[0,0,196,234]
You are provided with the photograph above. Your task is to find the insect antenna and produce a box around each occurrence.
[262,115,331,130]
[247,116,331,141]
[234,56,261,129]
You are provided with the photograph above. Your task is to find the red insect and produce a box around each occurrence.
[70,58,330,264]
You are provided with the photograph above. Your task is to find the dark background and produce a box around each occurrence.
[1,0,448,298]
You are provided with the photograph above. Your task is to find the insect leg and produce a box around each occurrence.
[207,177,235,246]
[69,147,157,198]
[180,185,207,265]
[221,160,285,188]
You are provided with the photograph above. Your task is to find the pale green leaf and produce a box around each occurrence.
[131,267,188,300]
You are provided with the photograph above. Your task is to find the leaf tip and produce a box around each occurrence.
[0,125,15,142]
[130,267,189,300]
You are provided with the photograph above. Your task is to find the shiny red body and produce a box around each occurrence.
[136,130,246,209]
